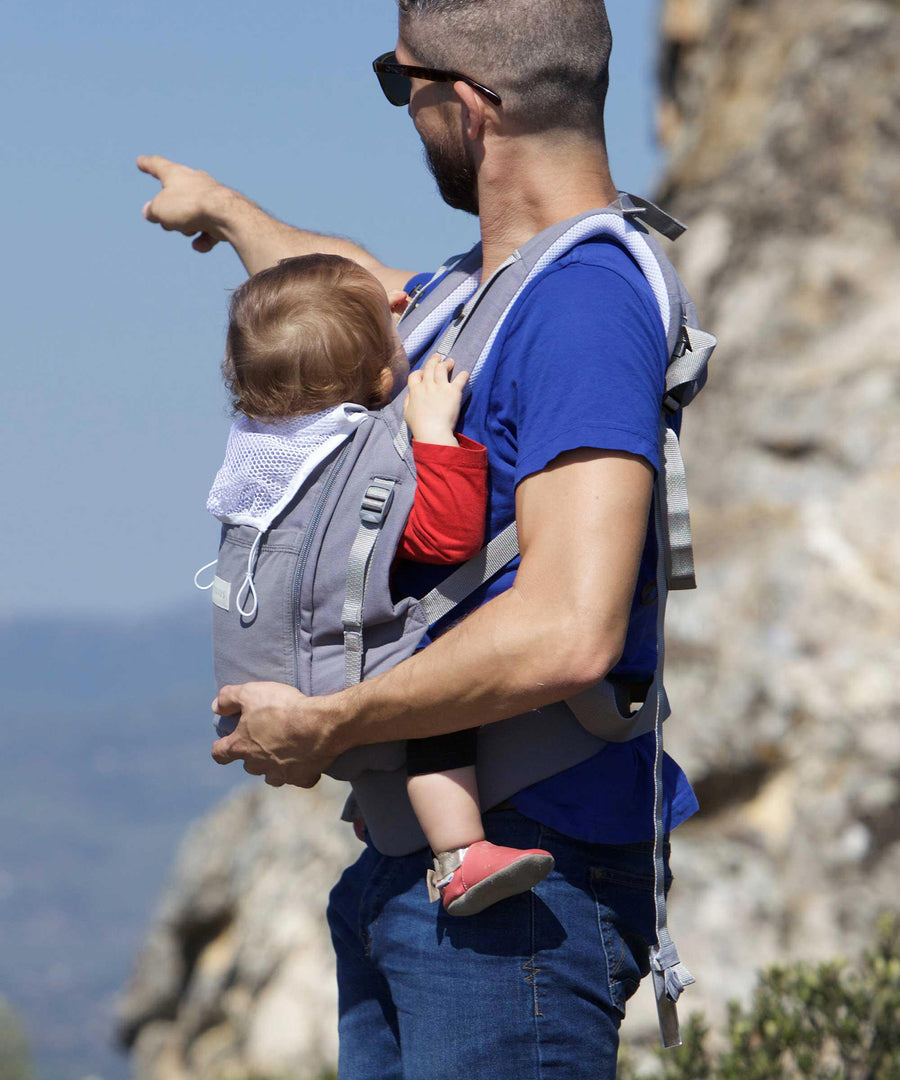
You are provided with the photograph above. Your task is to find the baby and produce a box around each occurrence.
[217,253,553,915]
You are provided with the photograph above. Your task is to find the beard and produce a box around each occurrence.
[421,128,480,216]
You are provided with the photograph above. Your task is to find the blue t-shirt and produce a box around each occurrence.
[398,236,698,843]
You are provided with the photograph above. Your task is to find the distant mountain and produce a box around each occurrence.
[0,606,246,1080]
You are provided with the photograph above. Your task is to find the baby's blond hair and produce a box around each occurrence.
[223,254,402,419]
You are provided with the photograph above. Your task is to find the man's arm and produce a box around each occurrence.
[137,155,414,293]
[212,447,654,787]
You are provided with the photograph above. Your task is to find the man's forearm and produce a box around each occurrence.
[137,156,413,292]
[211,185,403,285]
[328,577,623,760]
[326,450,651,759]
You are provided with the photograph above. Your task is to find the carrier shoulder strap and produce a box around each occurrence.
[404,196,716,616]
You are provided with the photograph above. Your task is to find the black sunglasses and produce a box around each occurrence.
[372,51,502,108]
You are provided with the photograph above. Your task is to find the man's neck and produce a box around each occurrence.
[475,133,619,280]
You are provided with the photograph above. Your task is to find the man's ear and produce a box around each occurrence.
[453,81,488,140]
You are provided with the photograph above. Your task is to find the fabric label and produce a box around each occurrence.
[212,576,231,612]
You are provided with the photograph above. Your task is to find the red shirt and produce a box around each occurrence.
[396,434,488,564]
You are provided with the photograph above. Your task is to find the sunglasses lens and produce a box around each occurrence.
[377,69,411,106]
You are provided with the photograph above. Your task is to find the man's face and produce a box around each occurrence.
[396,38,480,217]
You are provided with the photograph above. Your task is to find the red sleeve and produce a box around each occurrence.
[396,434,488,564]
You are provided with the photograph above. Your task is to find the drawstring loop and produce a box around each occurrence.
[235,531,263,620]
[194,559,218,591]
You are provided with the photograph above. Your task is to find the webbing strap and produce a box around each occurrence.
[341,479,396,687]
[435,251,522,359]
[661,427,696,591]
[649,424,695,1049]
[622,194,688,242]
[395,255,464,329]
[393,424,411,459]
[665,326,717,408]
[661,326,717,591]
[418,522,519,627]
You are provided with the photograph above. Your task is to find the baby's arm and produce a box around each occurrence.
[398,354,487,565]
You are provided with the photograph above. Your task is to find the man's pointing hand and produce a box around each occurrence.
[137,155,227,253]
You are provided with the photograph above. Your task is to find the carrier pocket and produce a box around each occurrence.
[211,528,297,691]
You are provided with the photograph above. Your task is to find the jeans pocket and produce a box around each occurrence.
[590,862,664,1018]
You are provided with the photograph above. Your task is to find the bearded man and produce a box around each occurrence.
[139,2,699,1075]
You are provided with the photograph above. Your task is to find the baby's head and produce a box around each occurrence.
[223,254,407,419]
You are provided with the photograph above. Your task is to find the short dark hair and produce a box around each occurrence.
[223,255,400,418]
[398,0,612,136]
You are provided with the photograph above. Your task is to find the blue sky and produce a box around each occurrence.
[2,0,663,619]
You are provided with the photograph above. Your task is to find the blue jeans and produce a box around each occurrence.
[326,808,671,1079]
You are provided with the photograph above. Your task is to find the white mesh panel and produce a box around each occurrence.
[207,404,368,530]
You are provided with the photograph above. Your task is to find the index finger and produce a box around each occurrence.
[136,155,175,181]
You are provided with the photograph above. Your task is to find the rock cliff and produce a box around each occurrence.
[117,0,900,1071]
[623,0,900,1045]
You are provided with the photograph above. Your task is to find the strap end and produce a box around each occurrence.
[653,968,684,1049]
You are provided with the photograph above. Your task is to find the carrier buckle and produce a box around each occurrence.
[360,479,395,524]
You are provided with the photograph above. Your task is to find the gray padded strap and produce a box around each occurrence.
[392,252,524,485]
[433,251,522,360]
[418,522,519,627]
[342,479,396,686]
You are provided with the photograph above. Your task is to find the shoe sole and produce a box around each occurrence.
[445,853,555,917]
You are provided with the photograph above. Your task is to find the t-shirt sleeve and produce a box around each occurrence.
[396,434,488,564]
[494,259,668,486]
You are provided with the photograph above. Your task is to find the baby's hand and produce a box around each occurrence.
[403,353,469,447]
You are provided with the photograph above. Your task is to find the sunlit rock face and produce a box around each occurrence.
[622,0,900,1047]
[117,0,900,1071]
[116,781,358,1080]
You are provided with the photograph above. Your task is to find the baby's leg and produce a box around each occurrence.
[405,731,554,917]
[407,765,485,854]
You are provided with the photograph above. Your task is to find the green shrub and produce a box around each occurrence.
[621,914,900,1080]
[0,998,33,1080]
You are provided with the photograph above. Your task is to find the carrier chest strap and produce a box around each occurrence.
[342,478,397,687]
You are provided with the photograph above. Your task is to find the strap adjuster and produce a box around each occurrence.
[360,480,395,524]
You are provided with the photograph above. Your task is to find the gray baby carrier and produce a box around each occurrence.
[206,194,716,1047]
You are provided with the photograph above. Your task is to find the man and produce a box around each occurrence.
[139,2,698,1075]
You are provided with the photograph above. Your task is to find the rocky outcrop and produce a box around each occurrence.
[117,781,357,1079]
[118,0,900,1070]
[621,0,900,1047]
